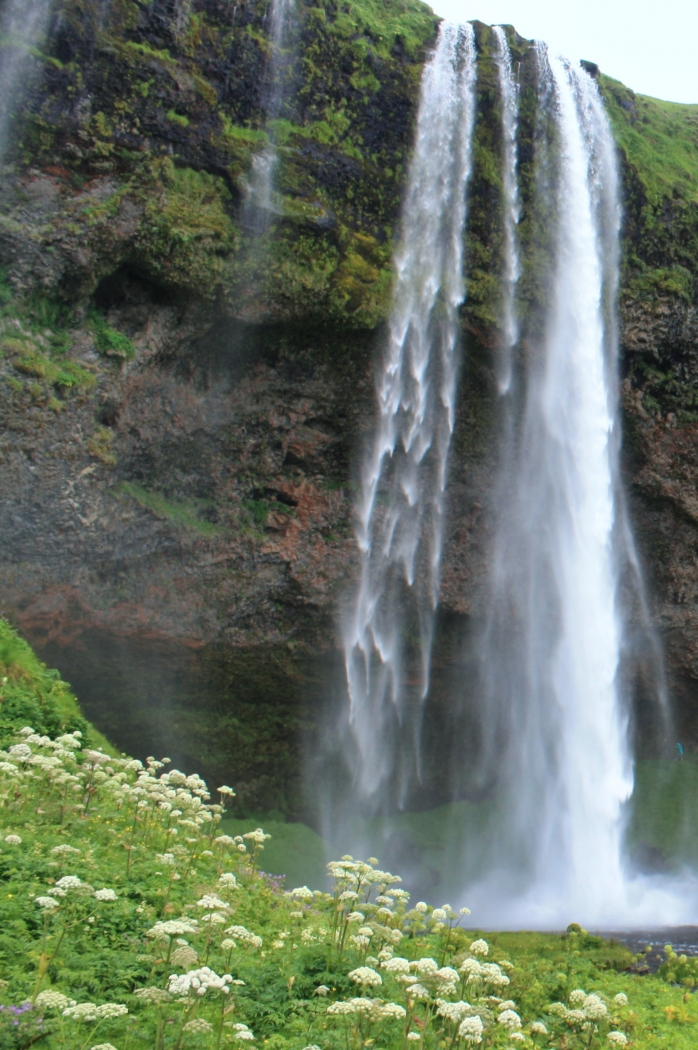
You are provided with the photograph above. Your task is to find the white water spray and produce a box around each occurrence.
[0,0,53,161]
[246,0,297,219]
[492,26,520,393]
[342,23,477,807]
[472,46,694,926]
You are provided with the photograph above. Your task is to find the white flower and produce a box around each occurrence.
[382,957,411,974]
[183,1019,214,1033]
[147,920,198,939]
[414,902,428,913]
[569,989,587,1007]
[218,785,235,796]
[242,828,271,843]
[171,945,199,968]
[407,1033,421,1041]
[215,835,236,846]
[378,1003,406,1019]
[91,1044,119,1050]
[459,1016,484,1044]
[547,1003,568,1018]
[583,995,608,1021]
[94,889,118,901]
[460,959,482,976]
[288,885,314,900]
[613,993,629,1007]
[197,894,228,910]
[4,834,21,845]
[530,1022,548,1035]
[410,958,438,975]
[498,1010,522,1030]
[225,925,262,947]
[63,1003,99,1021]
[431,908,447,922]
[607,1034,628,1046]
[510,1034,525,1043]
[35,991,74,1010]
[51,845,80,855]
[219,873,238,889]
[348,967,382,987]
[470,939,489,956]
[134,988,171,1003]
[167,967,232,997]
[35,896,60,910]
[55,876,82,891]
[96,1004,128,1019]
[567,1009,586,1024]
[407,984,431,1000]
[436,1001,473,1023]
[315,985,330,996]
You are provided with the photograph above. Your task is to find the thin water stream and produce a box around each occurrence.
[0,0,54,160]
[341,22,477,809]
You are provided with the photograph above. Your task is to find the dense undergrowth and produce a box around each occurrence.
[0,625,696,1049]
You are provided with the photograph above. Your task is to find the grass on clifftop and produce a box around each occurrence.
[601,77,698,207]
[0,626,697,1047]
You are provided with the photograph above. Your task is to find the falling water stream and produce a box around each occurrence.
[246,0,297,220]
[341,22,477,808]
[324,23,697,927]
[0,0,54,160]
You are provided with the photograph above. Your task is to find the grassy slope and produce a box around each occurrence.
[0,633,697,1048]
[0,621,113,754]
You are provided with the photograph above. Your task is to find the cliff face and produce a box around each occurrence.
[1,0,697,813]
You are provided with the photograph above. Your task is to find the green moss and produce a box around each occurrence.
[134,160,238,295]
[87,425,117,466]
[12,349,96,390]
[118,481,224,537]
[166,108,190,128]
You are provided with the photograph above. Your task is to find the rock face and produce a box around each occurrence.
[1,2,698,812]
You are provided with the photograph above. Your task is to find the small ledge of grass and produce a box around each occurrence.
[118,481,223,537]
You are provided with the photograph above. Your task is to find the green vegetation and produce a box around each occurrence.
[88,310,135,361]
[0,635,696,1048]
[601,79,698,207]
[119,481,223,537]
[0,622,110,752]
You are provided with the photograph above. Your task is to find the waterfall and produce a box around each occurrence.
[492,26,520,394]
[0,0,53,161]
[341,22,477,808]
[246,0,297,221]
[471,44,689,926]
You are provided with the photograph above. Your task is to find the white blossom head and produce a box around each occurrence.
[607,1034,628,1047]
[470,939,489,956]
[459,1015,484,1045]
[94,889,118,902]
[4,834,21,845]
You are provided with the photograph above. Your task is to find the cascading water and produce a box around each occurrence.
[246,0,297,220]
[492,26,520,393]
[470,43,691,926]
[0,0,54,161]
[341,22,477,809]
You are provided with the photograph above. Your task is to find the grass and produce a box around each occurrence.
[601,76,698,206]
[0,627,697,1048]
[118,481,223,538]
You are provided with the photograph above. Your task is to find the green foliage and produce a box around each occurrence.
[0,621,107,751]
[601,77,698,206]
[0,640,694,1048]
[134,160,238,296]
[119,481,223,537]
[10,347,96,391]
[87,309,136,361]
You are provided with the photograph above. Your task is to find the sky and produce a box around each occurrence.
[430,0,698,104]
